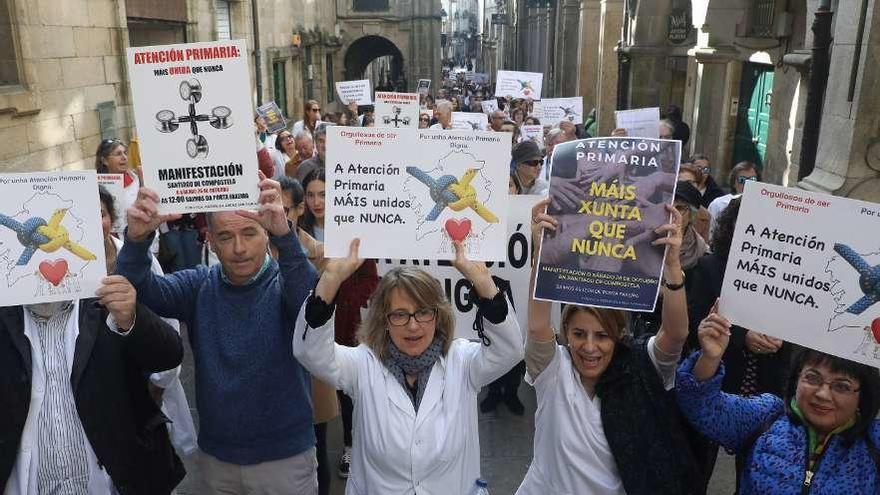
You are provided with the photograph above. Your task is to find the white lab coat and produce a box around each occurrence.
[293,301,524,495]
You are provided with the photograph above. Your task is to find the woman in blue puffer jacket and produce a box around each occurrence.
[677,304,880,494]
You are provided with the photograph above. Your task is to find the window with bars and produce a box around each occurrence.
[353,0,389,12]
[273,60,287,118]
[303,47,314,101]
[215,0,232,40]
[0,0,20,85]
[749,0,775,37]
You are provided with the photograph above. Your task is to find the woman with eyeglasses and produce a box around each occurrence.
[418,112,431,129]
[688,153,725,208]
[95,138,140,230]
[678,307,880,494]
[707,161,760,240]
[293,240,523,494]
[518,198,699,494]
[293,99,322,136]
[686,197,793,491]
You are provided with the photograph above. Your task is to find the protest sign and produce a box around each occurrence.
[325,127,511,261]
[0,171,107,307]
[481,99,499,114]
[465,72,490,85]
[127,40,260,214]
[375,91,420,129]
[256,101,287,133]
[496,70,543,99]
[335,79,372,105]
[417,79,431,95]
[520,125,544,148]
[379,195,560,339]
[97,173,125,233]
[615,107,660,138]
[537,97,584,125]
[534,137,681,311]
[720,182,880,367]
[452,112,489,131]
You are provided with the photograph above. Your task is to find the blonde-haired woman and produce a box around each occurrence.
[293,240,523,494]
[517,198,699,495]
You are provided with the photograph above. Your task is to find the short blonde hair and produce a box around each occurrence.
[559,305,628,344]
[357,267,455,360]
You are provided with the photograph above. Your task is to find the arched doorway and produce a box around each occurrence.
[344,36,406,92]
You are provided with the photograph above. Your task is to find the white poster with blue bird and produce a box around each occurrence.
[720,181,880,367]
[0,171,106,307]
[325,127,511,261]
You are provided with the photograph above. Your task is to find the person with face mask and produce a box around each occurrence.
[517,198,699,495]
[116,174,319,494]
[0,278,185,494]
[293,239,523,494]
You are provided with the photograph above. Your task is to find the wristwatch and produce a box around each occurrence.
[662,270,686,291]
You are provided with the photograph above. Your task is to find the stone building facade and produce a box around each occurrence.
[0,0,441,173]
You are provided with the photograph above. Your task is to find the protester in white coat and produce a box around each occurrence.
[294,239,524,495]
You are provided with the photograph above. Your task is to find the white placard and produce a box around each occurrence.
[0,171,107,307]
[452,112,489,131]
[537,97,583,124]
[379,195,560,339]
[520,125,544,148]
[97,173,125,233]
[465,72,490,85]
[481,99,499,114]
[326,127,511,261]
[720,182,880,367]
[495,70,543,99]
[127,40,260,214]
[375,92,420,129]
[335,79,373,105]
[417,79,431,95]
[615,107,660,138]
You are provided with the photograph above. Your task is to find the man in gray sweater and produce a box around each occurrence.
[116,174,318,494]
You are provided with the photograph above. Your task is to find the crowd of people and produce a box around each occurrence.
[2,66,879,495]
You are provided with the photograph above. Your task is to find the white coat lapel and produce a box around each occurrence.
[414,358,445,429]
[382,366,417,420]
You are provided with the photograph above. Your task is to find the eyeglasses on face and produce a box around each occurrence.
[737,175,758,184]
[523,160,542,167]
[800,370,860,395]
[386,308,437,327]
[310,107,321,113]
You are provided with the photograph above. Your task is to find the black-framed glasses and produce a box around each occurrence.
[701,167,711,174]
[310,107,321,113]
[737,175,758,184]
[386,308,437,327]
[800,370,860,395]
[523,160,543,168]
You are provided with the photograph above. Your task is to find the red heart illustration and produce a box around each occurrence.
[38,259,69,286]
[872,318,880,344]
[444,218,472,243]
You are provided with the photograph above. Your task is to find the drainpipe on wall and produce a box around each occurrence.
[251,0,263,103]
[798,0,833,181]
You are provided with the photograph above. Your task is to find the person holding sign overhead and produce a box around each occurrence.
[677,306,880,494]
[293,240,524,495]
[518,198,699,495]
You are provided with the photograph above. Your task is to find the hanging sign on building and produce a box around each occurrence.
[668,8,692,45]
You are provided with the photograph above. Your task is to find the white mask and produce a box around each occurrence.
[25,301,73,319]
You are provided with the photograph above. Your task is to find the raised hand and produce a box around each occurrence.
[652,204,684,272]
[235,171,289,237]
[315,239,364,302]
[698,300,731,360]
[452,241,497,299]
[96,275,137,332]
[745,330,783,355]
[126,188,181,243]
[530,197,557,247]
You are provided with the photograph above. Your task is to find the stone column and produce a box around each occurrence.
[595,0,624,135]
[578,0,601,114]
[553,0,582,97]
[799,0,880,201]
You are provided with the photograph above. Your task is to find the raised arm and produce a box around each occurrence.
[676,306,783,451]
[117,188,201,322]
[653,205,688,356]
[525,199,560,380]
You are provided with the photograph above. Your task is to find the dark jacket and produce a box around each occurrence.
[595,336,700,495]
[700,175,726,209]
[0,300,185,495]
[687,253,790,395]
